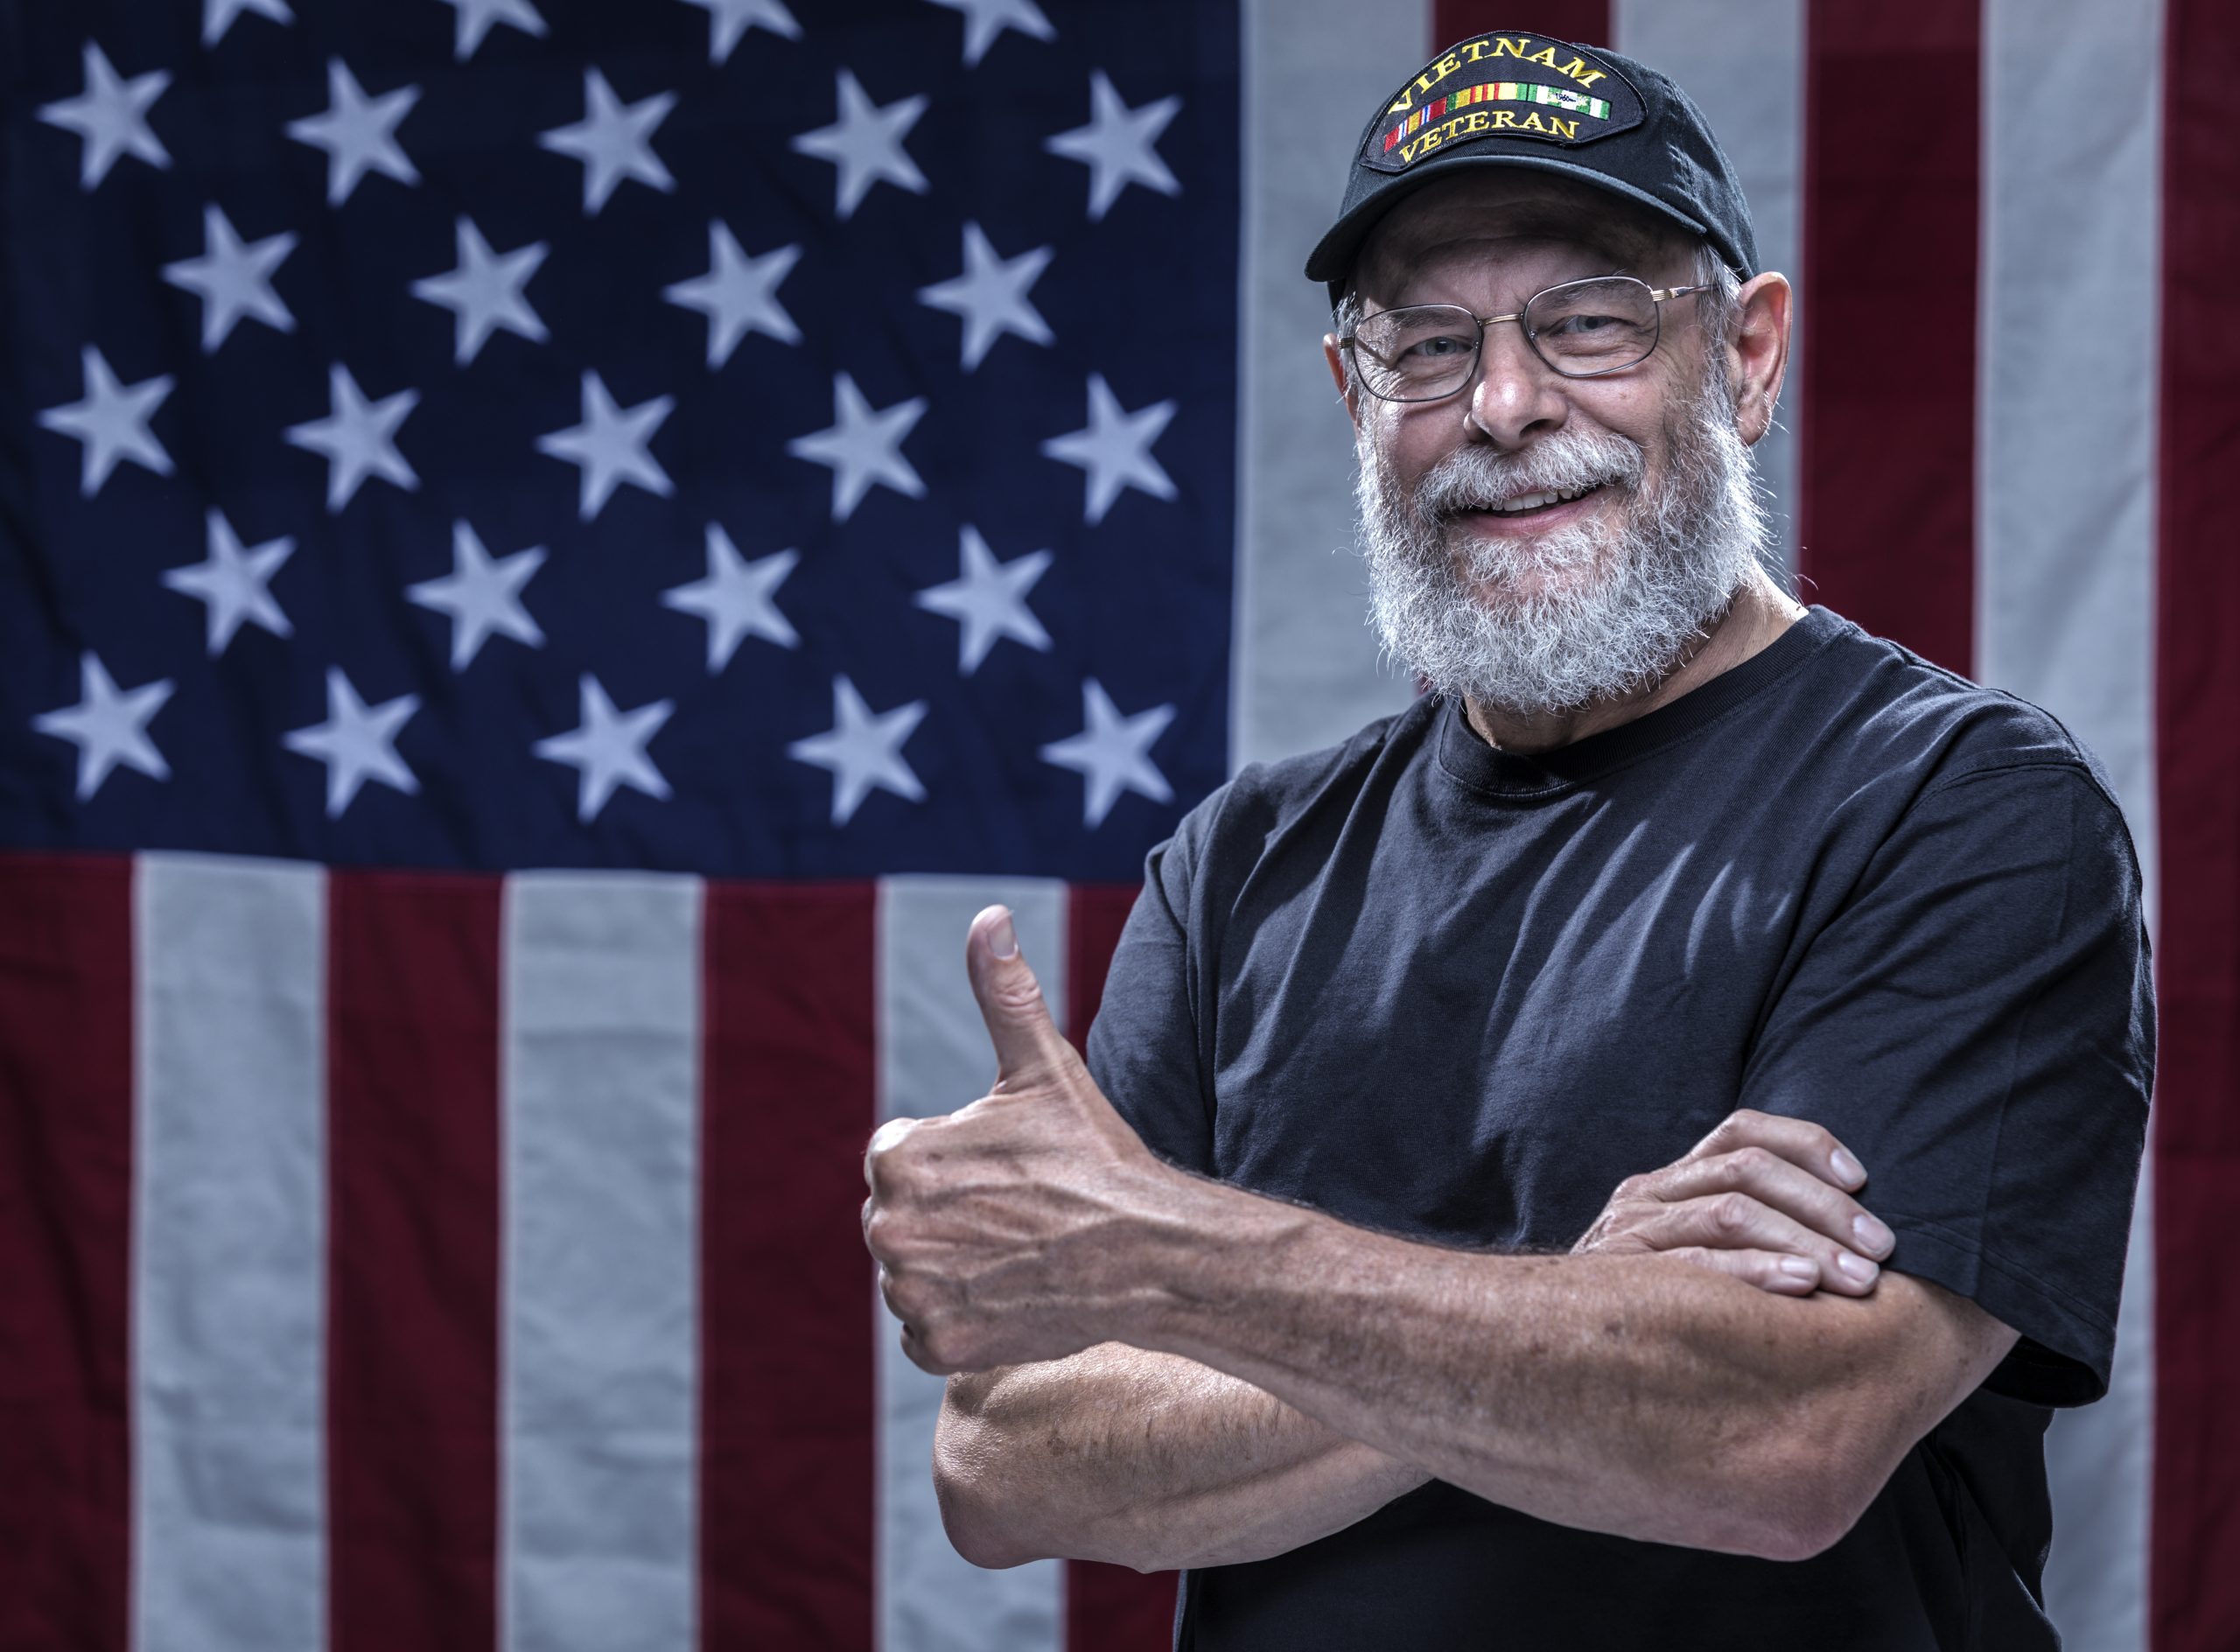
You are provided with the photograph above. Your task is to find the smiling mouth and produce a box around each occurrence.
[1454,481,1610,520]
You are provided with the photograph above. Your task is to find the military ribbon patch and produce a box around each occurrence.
[1362,32,1646,172]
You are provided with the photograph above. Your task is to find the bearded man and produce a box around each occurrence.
[861,32,2152,1651]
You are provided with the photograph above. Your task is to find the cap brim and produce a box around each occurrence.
[1305,150,1716,293]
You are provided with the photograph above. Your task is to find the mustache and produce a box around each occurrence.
[1350,356,1777,718]
[1409,429,1648,523]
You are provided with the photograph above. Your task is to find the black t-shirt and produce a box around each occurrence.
[1084,604,2154,1652]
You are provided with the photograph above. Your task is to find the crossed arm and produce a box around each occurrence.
[936,1343,1430,1573]
[934,1174,2013,1572]
[869,913,2020,1576]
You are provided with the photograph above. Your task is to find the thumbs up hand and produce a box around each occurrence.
[862,905,1177,1376]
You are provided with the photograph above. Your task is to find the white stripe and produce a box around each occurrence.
[1978,3,2163,1645]
[1611,0,1807,572]
[2048,1154,2158,1652]
[876,876,1068,1652]
[501,872,701,1652]
[1229,0,1432,774]
[134,853,326,1652]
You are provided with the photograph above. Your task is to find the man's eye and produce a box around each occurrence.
[1546,312,1626,335]
[1400,333,1474,358]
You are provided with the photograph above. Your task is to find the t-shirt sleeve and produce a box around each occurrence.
[1084,795,1221,1178]
[1737,760,2154,1406]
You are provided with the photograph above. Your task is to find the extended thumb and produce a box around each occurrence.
[967,905,1074,1084]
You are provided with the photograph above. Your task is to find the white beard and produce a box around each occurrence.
[1354,368,1773,718]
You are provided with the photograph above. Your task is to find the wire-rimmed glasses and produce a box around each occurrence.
[1340,276,1712,402]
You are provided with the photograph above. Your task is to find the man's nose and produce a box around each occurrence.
[1463,321,1570,450]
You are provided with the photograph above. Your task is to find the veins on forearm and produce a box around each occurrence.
[1134,1187,1856,1547]
[939,1340,1437,1571]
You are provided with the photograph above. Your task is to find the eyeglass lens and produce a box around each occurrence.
[1352,278,1662,399]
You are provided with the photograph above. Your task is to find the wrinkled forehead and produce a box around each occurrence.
[1353,172,1683,301]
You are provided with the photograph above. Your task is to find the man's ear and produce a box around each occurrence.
[1323,333,1362,427]
[1726,272,1793,448]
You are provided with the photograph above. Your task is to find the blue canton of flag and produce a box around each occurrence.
[1,0,1242,884]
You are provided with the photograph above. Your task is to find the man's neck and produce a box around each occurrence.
[1461,572,1808,756]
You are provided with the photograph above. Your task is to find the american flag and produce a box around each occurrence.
[0,1,2231,1650]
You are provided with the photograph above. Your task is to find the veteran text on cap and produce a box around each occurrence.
[1306,32,1760,299]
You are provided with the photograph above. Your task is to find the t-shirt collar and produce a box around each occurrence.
[1433,603,1845,799]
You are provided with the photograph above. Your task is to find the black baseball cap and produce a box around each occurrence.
[1306,32,1759,304]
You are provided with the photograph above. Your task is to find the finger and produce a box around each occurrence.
[899,1323,953,1376]
[1689,1109,1870,1193]
[862,1196,902,1265]
[864,1115,915,1189]
[1650,1147,1895,1261]
[1658,1245,1824,1297]
[965,904,1078,1086]
[1644,1194,1883,1296]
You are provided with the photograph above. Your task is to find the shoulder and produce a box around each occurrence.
[1804,610,2128,818]
[1166,692,1439,872]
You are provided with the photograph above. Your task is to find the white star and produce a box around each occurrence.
[32,653,173,802]
[1040,678,1176,828]
[788,675,928,826]
[787,373,926,522]
[1042,373,1177,524]
[662,523,799,671]
[664,221,800,368]
[534,675,674,823]
[438,0,546,60]
[790,69,928,220]
[410,216,548,365]
[38,345,173,496]
[406,520,545,670]
[927,0,1054,66]
[204,0,292,46]
[679,0,800,64]
[1046,69,1181,221]
[162,509,294,655]
[286,58,420,207]
[914,525,1053,674]
[536,370,674,520]
[918,221,1054,372]
[161,203,296,353]
[285,362,419,512]
[283,668,420,818]
[538,67,676,216]
[38,42,170,191]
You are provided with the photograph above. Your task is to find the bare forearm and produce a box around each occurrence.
[934,1340,1431,1572]
[1133,1183,2005,1559]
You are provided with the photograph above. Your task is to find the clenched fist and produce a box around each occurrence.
[862,904,1180,1376]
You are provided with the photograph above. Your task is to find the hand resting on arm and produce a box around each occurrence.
[930,1107,1895,1573]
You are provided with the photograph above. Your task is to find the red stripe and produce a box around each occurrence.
[1066,884,1142,1052]
[1432,4,1611,50]
[701,882,877,1650]
[1799,7,1980,676]
[0,853,132,1652]
[326,871,501,1652]
[2154,0,2240,1642]
[1064,883,1178,1652]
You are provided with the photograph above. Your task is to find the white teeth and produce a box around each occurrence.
[1487,483,1594,514]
